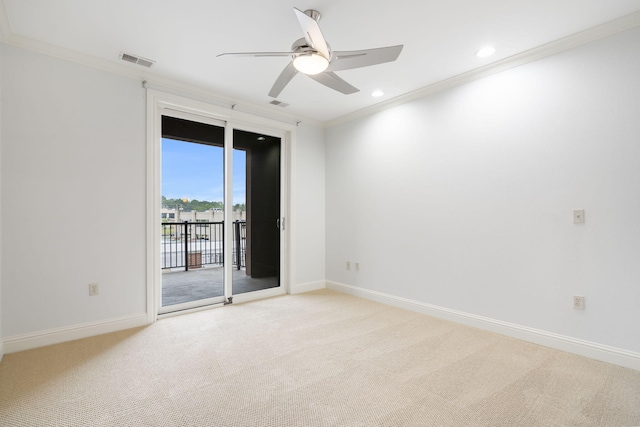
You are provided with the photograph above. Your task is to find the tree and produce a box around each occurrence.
[162,196,224,212]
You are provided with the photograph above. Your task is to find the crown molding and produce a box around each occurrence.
[0,29,324,129]
[0,0,11,41]
[326,10,640,128]
[1,5,639,129]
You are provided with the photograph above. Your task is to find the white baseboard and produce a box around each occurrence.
[3,314,150,354]
[1,282,324,355]
[326,281,640,371]
[290,280,326,294]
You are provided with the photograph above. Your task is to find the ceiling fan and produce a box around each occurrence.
[217,7,403,98]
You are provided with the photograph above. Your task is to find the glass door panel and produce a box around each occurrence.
[160,115,226,312]
[232,129,281,295]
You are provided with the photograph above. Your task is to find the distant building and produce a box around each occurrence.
[161,208,246,242]
[161,208,245,223]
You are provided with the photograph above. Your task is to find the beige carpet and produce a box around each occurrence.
[1,289,639,426]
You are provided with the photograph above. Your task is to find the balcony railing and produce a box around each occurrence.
[161,221,246,270]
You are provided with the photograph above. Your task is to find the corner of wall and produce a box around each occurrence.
[291,281,326,294]
[323,27,640,363]
[0,42,4,361]
[291,123,326,288]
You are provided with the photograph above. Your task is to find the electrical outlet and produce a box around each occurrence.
[355,262,360,271]
[573,209,585,224]
[346,261,351,270]
[89,283,99,296]
[573,295,585,310]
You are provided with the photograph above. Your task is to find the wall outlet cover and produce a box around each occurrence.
[89,283,99,296]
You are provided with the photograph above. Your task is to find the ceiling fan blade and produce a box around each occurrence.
[328,45,404,71]
[293,8,331,59]
[268,62,298,98]
[217,51,294,58]
[308,72,359,95]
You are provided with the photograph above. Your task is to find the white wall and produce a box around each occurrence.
[325,27,640,354]
[293,123,325,288]
[0,43,3,359]
[1,45,147,338]
[0,44,327,348]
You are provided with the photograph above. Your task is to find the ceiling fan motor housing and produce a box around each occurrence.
[304,9,322,22]
[291,38,331,60]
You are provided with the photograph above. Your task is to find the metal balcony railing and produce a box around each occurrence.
[161,221,246,270]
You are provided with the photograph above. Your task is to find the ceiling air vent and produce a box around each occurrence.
[120,52,155,68]
[269,100,289,107]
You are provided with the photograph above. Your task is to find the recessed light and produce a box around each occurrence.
[371,90,384,98]
[476,46,496,58]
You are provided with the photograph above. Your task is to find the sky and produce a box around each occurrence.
[161,138,246,204]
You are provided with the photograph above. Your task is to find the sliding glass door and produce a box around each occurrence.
[158,112,282,314]
[232,129,281,295]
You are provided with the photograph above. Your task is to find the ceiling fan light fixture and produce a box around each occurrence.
[293,53,329,75]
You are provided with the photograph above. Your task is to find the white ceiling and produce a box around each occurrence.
[2,0,640,124]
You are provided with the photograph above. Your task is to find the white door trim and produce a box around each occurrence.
[146,89,295,322]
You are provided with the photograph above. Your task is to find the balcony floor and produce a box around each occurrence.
[162,266,278,307]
